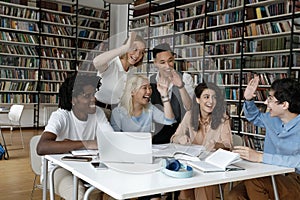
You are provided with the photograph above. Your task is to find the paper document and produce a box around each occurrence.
[187,148,242,172]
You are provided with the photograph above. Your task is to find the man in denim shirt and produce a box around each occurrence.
[229,75,300,200]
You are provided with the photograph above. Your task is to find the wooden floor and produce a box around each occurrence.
[0,128,50,200]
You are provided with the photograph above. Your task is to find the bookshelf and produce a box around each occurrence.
[129,0,300,151]
[0,0,110,127]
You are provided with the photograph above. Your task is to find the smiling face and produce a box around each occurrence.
[264,90,283,117]
[126,41,146,66]
[132,79,152,106]
[154,51,175,78]
[196,88,217,115]
[72,85,96,120]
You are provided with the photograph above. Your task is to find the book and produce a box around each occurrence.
[152,143,205,158]
[187,149,242,172]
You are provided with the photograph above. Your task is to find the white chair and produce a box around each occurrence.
[0,104,25,149]
[29,135,42,200]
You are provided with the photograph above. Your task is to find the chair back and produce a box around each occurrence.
[232,134,244,146]
[30,135,42,176]
[8,104,24,124]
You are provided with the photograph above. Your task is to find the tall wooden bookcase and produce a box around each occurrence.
[0,0,109,127]
[129,0,300,150]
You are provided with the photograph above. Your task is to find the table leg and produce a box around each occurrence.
[42,157,48,200]
[49,165,61,200]
[83,186,96,200]
[271,175,279,200]
[73,175,78,200]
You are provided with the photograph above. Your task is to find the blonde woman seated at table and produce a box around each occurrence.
[171,82,233,200]
[110,74,176,133]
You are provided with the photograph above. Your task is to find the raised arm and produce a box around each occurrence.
[93,32,136,73]
[244,74,259,100]
[157,78,175,120]
[171,70,192,110]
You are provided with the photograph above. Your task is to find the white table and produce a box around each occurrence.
[43,154,294,200]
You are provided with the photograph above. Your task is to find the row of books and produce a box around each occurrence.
[151,12,174,25]
[246,21,293,37]
[0,56,39,68]
[176,3,205,19]
[40,59,72,71]
[208,26,243,41]
[149,24,174,37]
[0,93,37,104]
[77,7,108,19]
[209,0,243,11]
[243,134,264,151]
[42,24,72,36]
[0,68,37,79]
[39,94,58,104]
[41,36,73,47]
[0,81,38,92]
[0,4,38,19]
[176,18,204,32]
[40,71,67,82]
[244,54,295,68]
[0,44,38,56]
[1,18,38,31]
[78,19,107,30]
[1,31,38,44]
[78,30,108,41]
[246,37,289,53]
[41,48,74,59]
[130,17,149,29]
[207,10,243,27]
[41,12,73,25]
[247,1,290,20]
[39,82,60,92]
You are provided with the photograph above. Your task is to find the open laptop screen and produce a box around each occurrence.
[97,131,153,164]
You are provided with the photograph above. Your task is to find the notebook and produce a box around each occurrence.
[97,131,153,164]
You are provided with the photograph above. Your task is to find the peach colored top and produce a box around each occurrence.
[171,110,232,151]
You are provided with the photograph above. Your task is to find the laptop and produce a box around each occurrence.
[97,131,153,164]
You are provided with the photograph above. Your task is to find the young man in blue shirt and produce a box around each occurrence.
[228,75,300,199]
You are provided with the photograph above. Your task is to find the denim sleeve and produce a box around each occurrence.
[264,153,300,173]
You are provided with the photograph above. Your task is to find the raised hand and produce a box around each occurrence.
[244,74,259,100]
[170,70,184,88]
[157,78,169,97]
[124,32,137,52]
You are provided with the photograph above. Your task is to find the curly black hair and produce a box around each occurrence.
[58,74,100,111]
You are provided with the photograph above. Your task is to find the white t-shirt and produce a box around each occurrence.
[44,108,113,140]
[41,107,113,181]
[95,56,134,105]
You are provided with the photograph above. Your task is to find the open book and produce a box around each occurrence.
[187,148,243,172]
[152,143,204,158]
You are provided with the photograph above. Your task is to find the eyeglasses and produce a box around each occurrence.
[266,95,278,104]
[79,92,96,99]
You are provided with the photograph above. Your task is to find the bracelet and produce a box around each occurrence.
[161,95,169,99]
[177,82,185,89]
[162,98,169,103]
